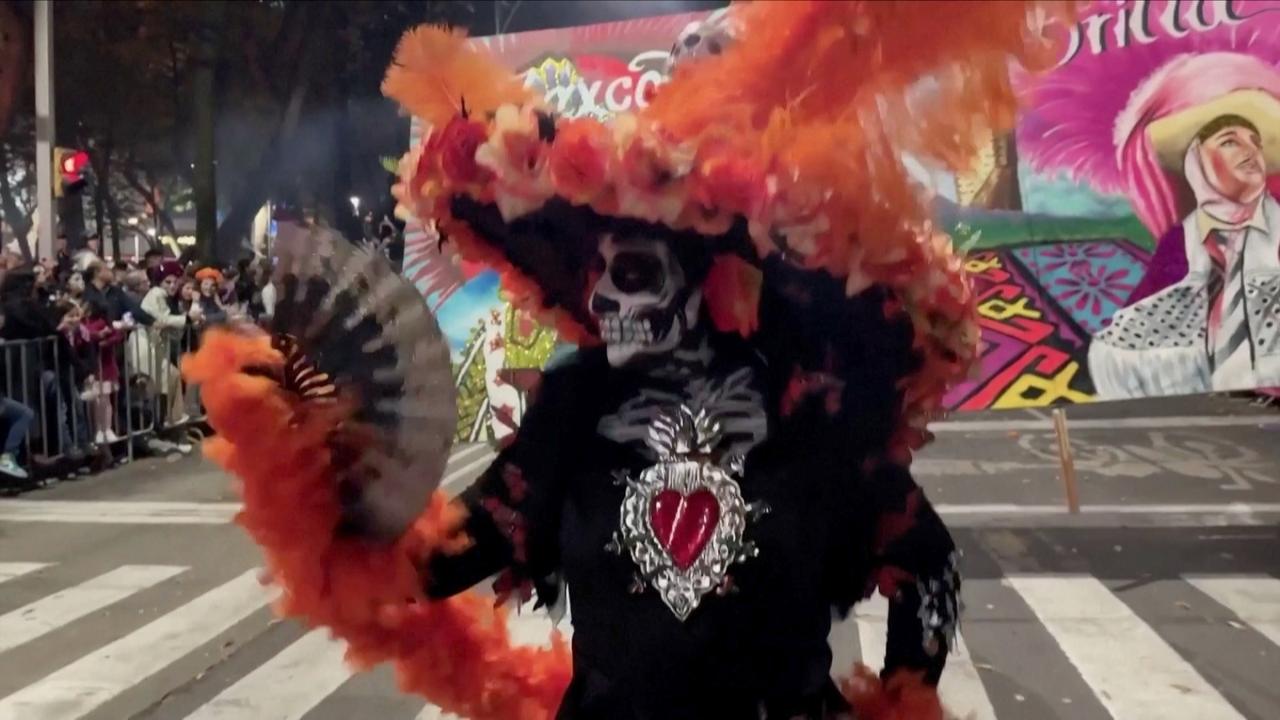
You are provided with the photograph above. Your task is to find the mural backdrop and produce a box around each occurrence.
[400,2,1280,441]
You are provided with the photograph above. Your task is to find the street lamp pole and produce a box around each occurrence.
[33,1,54,262]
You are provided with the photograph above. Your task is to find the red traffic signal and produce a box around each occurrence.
[59,149,89,184]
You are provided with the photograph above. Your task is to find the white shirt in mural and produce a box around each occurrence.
[1089,195,1280,398]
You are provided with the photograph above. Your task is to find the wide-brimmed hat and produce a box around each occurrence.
[1148,89,1280,170]
[384,1,1068,453]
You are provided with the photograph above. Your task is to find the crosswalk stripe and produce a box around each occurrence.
[185,630,352,720]
[447,443,491,466]
[415,707,462,720]
[1006,575,1247,720]
[854,594,997,720]
[0,500,236,524]
[0,565,186,654]
[441,452,496,493]
[0,570,269,720]
[1184,575,1280,648]
[0,562,48,584]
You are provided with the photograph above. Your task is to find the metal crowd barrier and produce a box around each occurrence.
[0,322,209,490]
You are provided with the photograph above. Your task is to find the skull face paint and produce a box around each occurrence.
[589,234,702,367]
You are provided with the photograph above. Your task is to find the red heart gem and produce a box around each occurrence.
[650,489,720,569]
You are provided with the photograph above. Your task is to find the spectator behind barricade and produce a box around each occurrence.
[178,245,197,267]
[84,260,153,326]
[0,309,33,481]
[45,297,92,462]
[0,250,24,273]
[33,263,54,305]
[138,261,196,443]
[80,299,128,444]
[237,258,272,323]
[177,278,197,317]
[121,270,150,310]
[55,298,92,412]
[194,269,228,325]
[66,269,86,304]
[257,260,276,323]
[54,235,73,278]
[233,259,253,309]
[142,249,163,273]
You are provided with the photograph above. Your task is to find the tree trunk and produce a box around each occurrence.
[214,5,323,259]
[0,142,32,259]
[193,0,224,265]
[332,95,357,242]
[107,190,121,257]
[0,3,28,139]
[90,139,114,255]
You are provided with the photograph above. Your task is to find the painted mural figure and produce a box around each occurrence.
[1090,84,1280,397]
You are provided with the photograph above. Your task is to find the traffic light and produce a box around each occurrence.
[53,147,89,197]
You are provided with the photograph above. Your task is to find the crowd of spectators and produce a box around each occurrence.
[0,234,276,490]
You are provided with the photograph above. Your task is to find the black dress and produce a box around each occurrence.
[426,329,959,719]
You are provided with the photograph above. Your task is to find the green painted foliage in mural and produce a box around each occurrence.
[957,214,1155,252]
[453,321,490,442]
[502,304,558,369]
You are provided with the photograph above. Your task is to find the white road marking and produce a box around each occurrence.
[1006,575,1245,720]
[0,562,49,584]
[3,500,1275,527]
[1184,575,1280,648]
[414,707,462,720]
[0,565,185,654]
[854,594,996,720]
[933,414,1277,432]
[936,502,1280,527]
[936,502,1280,515]
[0,446,495,525]
[440,452,496,492]
[0,570,270,720]
[446,443,491,466]
[0,500,237,524]
[184,630,352,720]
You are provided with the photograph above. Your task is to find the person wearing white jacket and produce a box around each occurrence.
[137,262,201,432]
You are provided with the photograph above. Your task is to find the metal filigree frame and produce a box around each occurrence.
[619,459,750,620]
[615,404,756,621]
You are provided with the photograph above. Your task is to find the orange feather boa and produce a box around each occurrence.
[183,328,946,719]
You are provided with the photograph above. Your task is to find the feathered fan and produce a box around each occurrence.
[270,221,457,542]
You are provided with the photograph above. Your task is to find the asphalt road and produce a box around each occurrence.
[0,394,1277,720]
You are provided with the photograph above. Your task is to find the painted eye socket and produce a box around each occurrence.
[610,252,665,294]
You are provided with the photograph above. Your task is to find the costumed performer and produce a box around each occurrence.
[183,2,1071,719]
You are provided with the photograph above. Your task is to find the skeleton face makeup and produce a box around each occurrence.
[589,234,702,367]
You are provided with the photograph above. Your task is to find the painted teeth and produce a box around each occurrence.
[600,317,655,345]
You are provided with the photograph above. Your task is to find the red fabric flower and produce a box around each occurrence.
[433,117,491,184]
[703,254,761,338]
[695,154,767,217]
[548,120,610,203]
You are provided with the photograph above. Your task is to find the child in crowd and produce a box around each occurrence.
[80,299,130,444]
[51,299,92,460]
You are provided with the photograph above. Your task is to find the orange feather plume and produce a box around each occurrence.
[645,0,1074,279]
[382,25,537,130]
